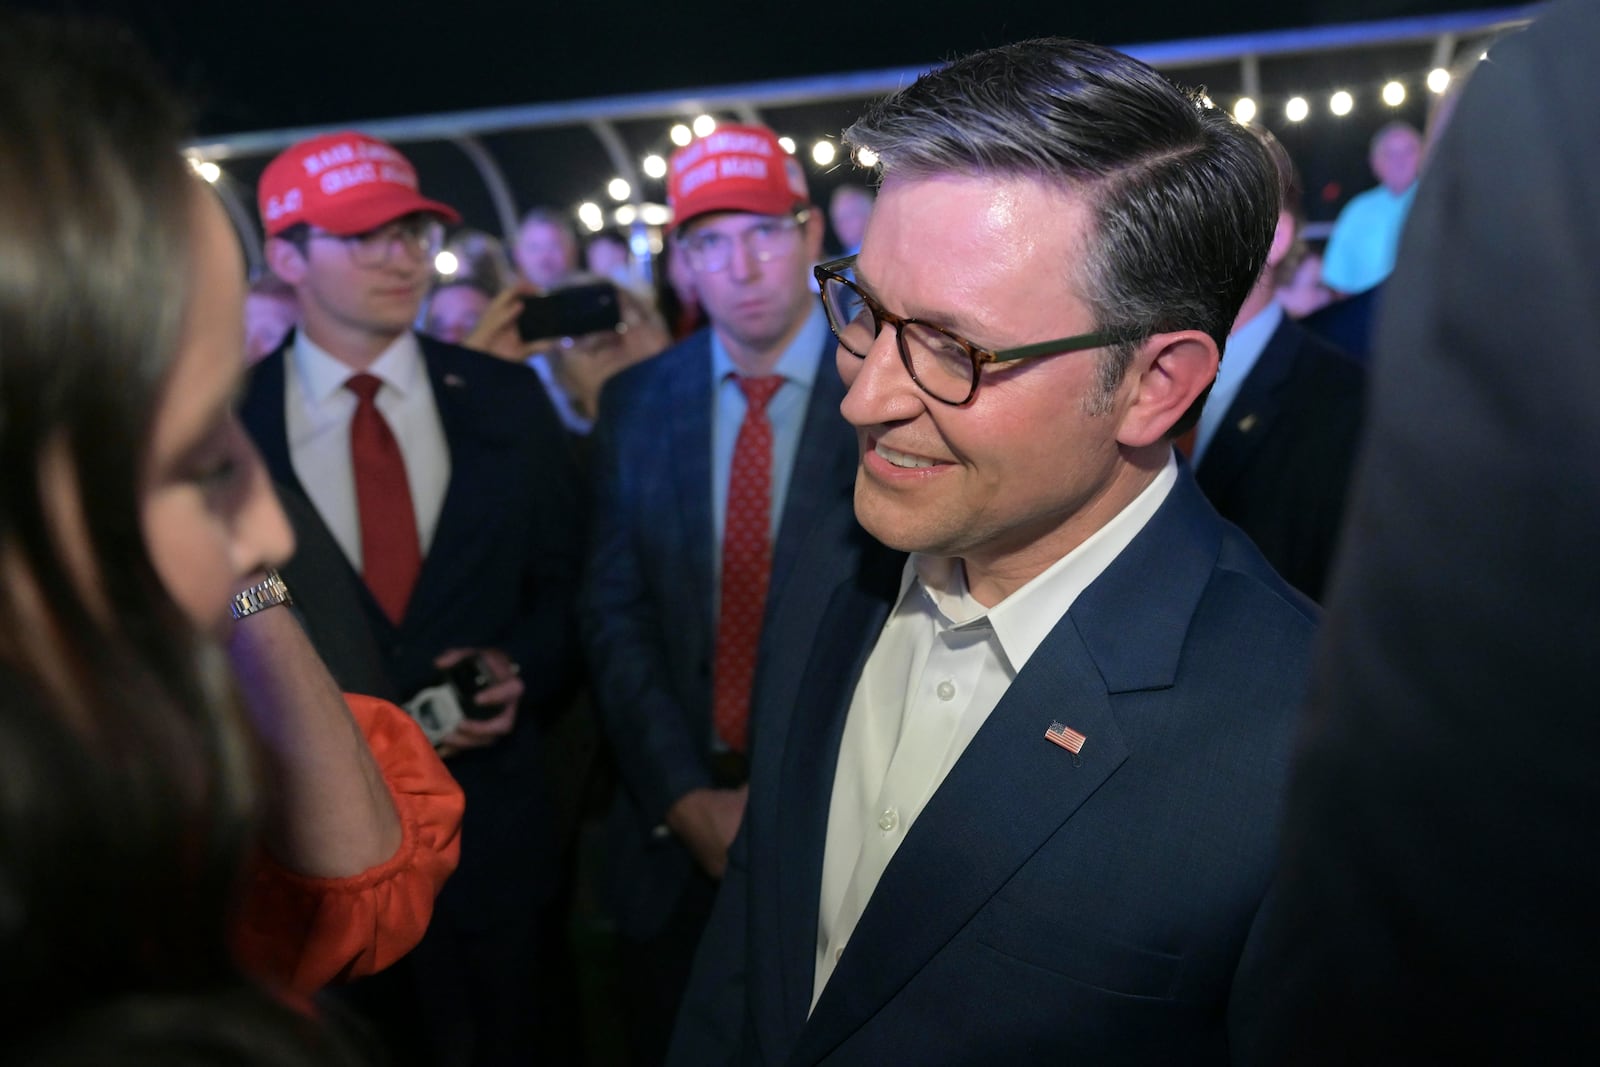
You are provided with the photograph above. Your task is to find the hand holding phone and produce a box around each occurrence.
[516,281,622,342]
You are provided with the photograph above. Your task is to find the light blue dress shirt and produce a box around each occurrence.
[1193,300,1283,465]
[710,304,831,570]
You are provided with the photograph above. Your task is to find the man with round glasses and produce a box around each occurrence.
[242,131,584,1066]
[673,40,1320,1065]
[582,122,858,1063]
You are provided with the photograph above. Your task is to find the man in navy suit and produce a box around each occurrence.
[582,123,858,1064]
[1190,127,1365,602]
[240,132,583,1067]
[670,41,1317,1066]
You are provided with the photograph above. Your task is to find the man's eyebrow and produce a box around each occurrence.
[852,262,997,346]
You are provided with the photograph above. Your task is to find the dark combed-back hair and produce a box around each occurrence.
[0,15,355,1063]
[844,38,1279,422]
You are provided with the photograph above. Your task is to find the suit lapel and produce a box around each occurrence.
[1196,318,1300,497]
[790,474,1223,1065]
[671,335,717,622]
[401,340,503,627]
[792,623,1132,1064]
[243,340,393,634]
[770,336,854,598]
[772,539,903,1059]
[241,345,303,498]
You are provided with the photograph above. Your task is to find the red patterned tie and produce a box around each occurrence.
[713,375,784,753]
[346,373,421,624]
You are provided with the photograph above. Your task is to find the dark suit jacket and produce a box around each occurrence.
[241,332,584,920]
[581,327,858,939]
[1300,281,1383,362]
[1195,316,1365,602]
[1249,2,1600,1059]
[671,471,1319,1066]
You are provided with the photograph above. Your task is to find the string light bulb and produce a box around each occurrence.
[1233,97,1257,124]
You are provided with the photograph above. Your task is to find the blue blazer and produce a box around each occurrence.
[240,333,584,920]
[1195,316,1365,602]
[581,327,858,939]
[671,471,1318,1066]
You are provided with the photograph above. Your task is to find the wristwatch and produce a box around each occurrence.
[230,570,293,620]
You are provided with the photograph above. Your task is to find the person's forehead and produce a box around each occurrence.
[680,209,793,236]
[521,220,571,244]
[1378,128,1420,152]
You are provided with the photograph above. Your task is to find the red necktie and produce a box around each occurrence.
[713,375,784,753]
[346,373,421,624]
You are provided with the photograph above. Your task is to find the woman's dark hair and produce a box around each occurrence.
[0,14,358,1061]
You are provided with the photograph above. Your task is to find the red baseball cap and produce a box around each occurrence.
[667,124,810,230]
[258,131,460,238]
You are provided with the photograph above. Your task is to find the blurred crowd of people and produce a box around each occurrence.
[7,4,1597,1066]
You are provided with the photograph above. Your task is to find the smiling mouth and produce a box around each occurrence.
[874,440,941,470]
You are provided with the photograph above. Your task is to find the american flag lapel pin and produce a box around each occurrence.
[1045,721,1087,765]
[443,373,466,389]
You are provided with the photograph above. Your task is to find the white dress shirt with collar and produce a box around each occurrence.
[812,455,1180,1006]
[285,330,452,572]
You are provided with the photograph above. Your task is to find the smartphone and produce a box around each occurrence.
[446,654,501,721]
[516,281,621,342]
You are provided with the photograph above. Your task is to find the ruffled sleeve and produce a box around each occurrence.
[232,694,464,997]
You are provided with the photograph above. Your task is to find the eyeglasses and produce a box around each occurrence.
[309,214,443,268]
[677,211,809,274]
[813,254,1137,406]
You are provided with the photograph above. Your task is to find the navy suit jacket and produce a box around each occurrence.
[671,471,1318,1066]
[1195,316,1365,602]
[581,327,858,939]
[241,333,584,919]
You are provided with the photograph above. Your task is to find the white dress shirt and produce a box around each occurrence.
[286,331,452,572]
[812,456,1179,1006]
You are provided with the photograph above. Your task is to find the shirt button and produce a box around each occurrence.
[878,808,899,832]
[936,680,956,701]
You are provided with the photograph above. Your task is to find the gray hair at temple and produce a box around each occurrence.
[843,38,1279,422]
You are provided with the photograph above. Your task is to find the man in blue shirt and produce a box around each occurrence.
[1320,121,1422,296]
[581,123,858,1065]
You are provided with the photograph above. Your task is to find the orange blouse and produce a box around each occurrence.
[232,694,464,997]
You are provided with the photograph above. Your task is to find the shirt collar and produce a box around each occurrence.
[901,453,1180,672]
[710,303,829,388]
[1218,299,1283,395]
[291,329,425,407]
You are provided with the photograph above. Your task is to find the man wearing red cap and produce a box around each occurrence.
[581,123,858,1064]
[240,131,584,1066]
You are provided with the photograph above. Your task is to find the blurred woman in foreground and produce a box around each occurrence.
[0,14,462,1062]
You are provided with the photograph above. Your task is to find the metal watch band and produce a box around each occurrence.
[229,570,293,620]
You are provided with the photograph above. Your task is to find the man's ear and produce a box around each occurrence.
[1115,330,1219,448]
[265,236,308,287]
[1265,210,1297,272]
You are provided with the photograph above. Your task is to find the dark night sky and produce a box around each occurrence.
[10,0,1528,241]
[18,0,1519,133]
